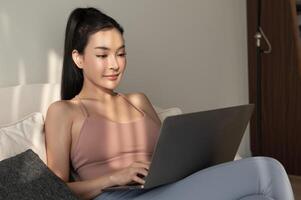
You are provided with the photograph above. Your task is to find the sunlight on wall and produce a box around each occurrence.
[18,59,26,84]
[40,83,61,116]
[47,49,62,83]
[11,86,21,121]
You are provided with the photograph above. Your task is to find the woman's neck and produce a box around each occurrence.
[78,85,118,103]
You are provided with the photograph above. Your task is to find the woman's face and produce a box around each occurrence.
[74,28,127,91]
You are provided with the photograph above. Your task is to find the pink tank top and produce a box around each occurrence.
[70,93,161,181]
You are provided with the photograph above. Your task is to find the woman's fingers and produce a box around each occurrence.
[132,175,146,185]
[136,168,148,177]
[128,167,148,184]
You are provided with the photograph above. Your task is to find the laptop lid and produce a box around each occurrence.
[143,104,254,189]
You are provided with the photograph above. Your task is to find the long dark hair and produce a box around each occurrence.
[61,7,124,100]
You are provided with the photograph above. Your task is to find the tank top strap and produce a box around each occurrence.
[75,95,90,118]
[118,93,145,116]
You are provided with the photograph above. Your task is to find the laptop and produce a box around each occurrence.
[102,104,254,191]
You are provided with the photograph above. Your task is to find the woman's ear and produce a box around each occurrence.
[72,49,84,69]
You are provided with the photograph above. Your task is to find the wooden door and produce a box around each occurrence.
[247,0,301,175]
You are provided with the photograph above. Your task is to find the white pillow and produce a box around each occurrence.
[155,107,183,122]
[0,112,46,164]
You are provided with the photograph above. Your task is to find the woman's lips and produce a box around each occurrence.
[104,73,119,80]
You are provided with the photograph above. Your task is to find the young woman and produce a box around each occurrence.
[45,7,294,200]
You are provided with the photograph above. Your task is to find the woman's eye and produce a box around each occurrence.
[118,53,127,57]
[96,55,108,58]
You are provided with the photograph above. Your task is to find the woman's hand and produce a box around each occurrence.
[108,161,150,186]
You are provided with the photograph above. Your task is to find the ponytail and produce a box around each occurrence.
[61,7,124,100]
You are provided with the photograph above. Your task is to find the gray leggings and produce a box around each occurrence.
[94,157,294,200]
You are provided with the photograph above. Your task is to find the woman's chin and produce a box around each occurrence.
[104,82,120,90]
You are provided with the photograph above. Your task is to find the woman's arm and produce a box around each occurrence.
[44,101,115,199]
[67,160,149,199]
[66,177,113,200]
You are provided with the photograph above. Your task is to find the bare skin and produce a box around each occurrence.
[45,28,161,200]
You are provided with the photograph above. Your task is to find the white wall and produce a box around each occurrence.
[0,0,250,157]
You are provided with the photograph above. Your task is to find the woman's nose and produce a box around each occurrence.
[109,56,119,71]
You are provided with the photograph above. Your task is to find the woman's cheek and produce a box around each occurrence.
[119,58,126,69]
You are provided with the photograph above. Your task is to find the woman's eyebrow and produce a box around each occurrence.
[94,45,125,50]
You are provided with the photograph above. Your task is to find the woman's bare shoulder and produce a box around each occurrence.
[45,99,79,122]
[124,92,161,125]
[124,92,149,107]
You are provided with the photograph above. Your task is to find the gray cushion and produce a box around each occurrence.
[0,149,80,200]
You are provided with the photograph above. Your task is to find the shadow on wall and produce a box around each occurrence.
[0,2,69,87]
[0,84,61,124]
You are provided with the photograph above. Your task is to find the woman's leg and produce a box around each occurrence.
[94,157,294,200]
[134,157,294,200]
